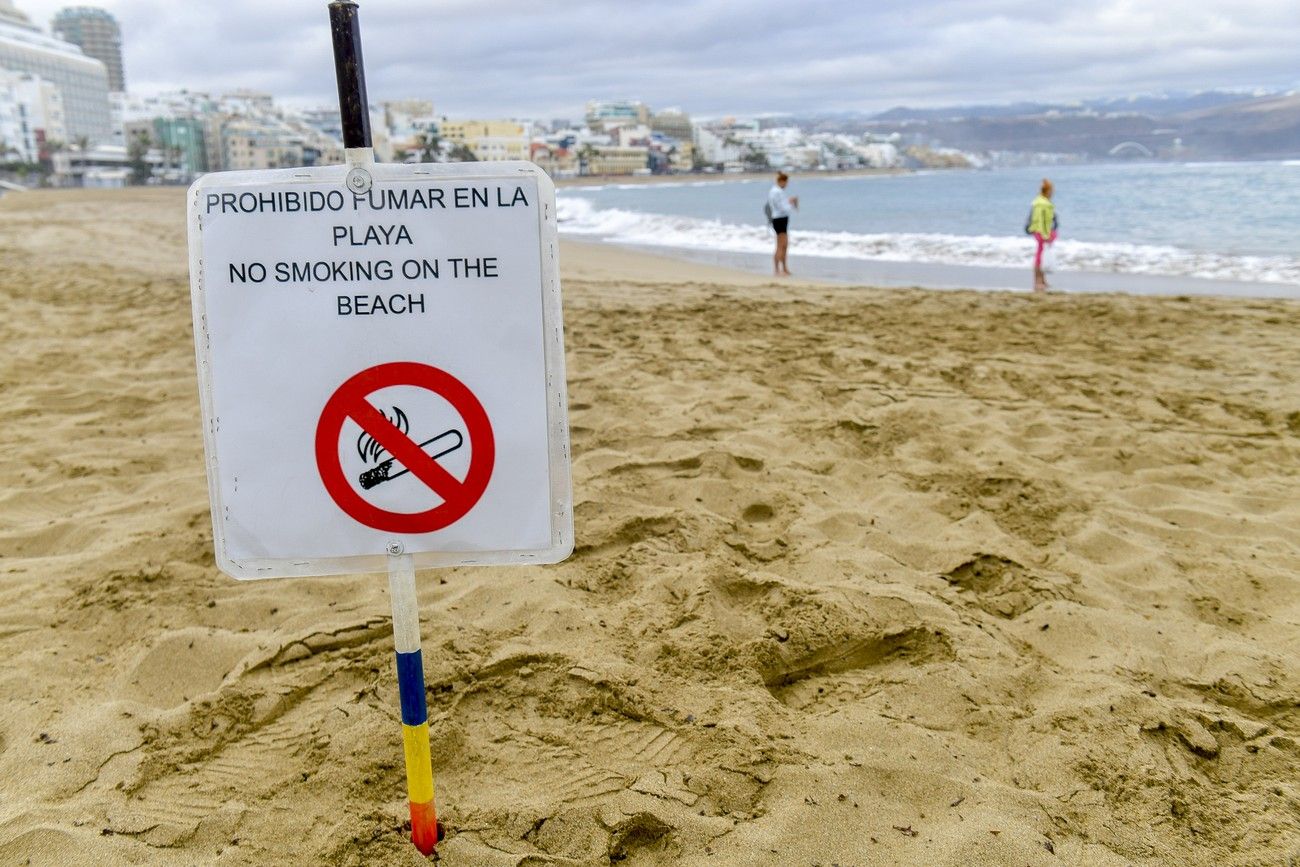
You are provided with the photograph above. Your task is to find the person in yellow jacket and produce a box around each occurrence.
[1025,179,1058,292]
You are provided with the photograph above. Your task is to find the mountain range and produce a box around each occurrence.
[782,90,1300,160]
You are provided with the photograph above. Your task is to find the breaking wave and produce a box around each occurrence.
[556,196,1300,285]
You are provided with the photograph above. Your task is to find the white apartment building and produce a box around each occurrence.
[0,68,63,160]
[691,127,733,166]
[0,5,110,144]
[854,141,900,168]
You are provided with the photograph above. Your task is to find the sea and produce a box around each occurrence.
[556,161,1300,297]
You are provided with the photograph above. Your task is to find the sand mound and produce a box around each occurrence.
[0,188,1298,865]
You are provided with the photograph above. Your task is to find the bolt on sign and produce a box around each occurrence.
[186,162,573,578]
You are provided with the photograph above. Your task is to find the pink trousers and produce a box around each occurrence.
[1033,230,1058,269]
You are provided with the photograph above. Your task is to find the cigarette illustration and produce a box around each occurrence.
[359,429,464,490]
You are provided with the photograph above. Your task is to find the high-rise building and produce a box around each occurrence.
[0,6,111,144]
[51,6,122,92]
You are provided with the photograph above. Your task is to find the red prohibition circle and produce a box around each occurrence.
[314,361,495,534]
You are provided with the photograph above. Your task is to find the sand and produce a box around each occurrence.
[1,187,1298,866]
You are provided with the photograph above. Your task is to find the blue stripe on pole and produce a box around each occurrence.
[395,649,428,726]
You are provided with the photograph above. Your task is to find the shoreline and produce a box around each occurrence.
[553,166,907,188]
[562,236,1300,299]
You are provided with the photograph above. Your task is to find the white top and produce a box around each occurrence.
[767,185,793,219]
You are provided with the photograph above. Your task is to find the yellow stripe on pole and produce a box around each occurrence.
[401,722,435,804]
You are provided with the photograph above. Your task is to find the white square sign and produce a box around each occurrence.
[186,161,572,578]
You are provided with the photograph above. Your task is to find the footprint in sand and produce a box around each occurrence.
[122,627,261,709]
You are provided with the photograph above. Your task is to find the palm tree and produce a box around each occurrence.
[39,138,64,177]
[576,143,597,176]
[127,130,152,185]
[742,144,770,172]
[70,135,90,178]
[448,143,477,162]
[414,130,441,162]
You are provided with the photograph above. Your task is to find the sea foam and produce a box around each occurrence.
[556,196,1300,285]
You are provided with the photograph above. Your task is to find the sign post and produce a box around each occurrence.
[330,1,438,853]
[185,1,572,855]
[387,546,437,854]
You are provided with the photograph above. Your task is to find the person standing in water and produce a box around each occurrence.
[767,172,799,276]
[1026,178,1058,293]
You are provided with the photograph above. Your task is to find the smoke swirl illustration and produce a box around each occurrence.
[356,406,409,464]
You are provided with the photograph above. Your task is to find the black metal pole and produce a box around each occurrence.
[329,0,372,149]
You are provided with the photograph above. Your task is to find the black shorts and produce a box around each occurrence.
[772,217,789,235]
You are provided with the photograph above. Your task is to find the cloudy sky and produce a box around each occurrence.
[15,0,1300,117]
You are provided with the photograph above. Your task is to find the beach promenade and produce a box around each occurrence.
[1,188,1298,865]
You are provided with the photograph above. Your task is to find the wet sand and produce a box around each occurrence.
[603,241,1300,299]
[1,187,1298,865]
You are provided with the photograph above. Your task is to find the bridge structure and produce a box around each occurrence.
[1108,141,1155,158]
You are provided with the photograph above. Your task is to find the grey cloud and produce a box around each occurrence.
[15,0,1300,115]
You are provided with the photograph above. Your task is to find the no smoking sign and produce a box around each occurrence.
[187,162,572,578]
[315,362,494,534]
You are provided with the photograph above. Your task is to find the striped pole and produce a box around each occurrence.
[387,549,438,854]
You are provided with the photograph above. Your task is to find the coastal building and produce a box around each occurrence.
[649,108,692,144]
[299,104,389,162]
[585,100,649,132]
[0,72,32,160]
[581,144,648,176]
[113,90,213,146]
[693,126,741,167]
[297,105,343,143]
[528,140,577,177]
[49,140,126,185]
[212,114,344,172]
[50,6,123,92]
[110,88,355,181]
[781,143,824,170]
[179,91,352,173]
[731,126,804,169]
[380,100,437,161]
[854,140,900,168]
[614,124,652,148]
[149,116,206,175]
[113,90,217,180]
[438,118,529,161]
[0,0,30,27]
[0,2,111,144]
[382,99,436,152]
[0,69,64,161]
[668,141,694,172]
[218,90,276,117]
[219,117,303,171]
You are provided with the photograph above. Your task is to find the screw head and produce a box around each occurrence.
[345,166,371,194]
[386,540,404,556]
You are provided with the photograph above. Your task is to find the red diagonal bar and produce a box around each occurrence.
[344,397,468,508]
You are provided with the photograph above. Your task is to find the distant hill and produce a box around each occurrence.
[870,91,1262,123]
[1171,92,1300,158]
[848,90,1300,160]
